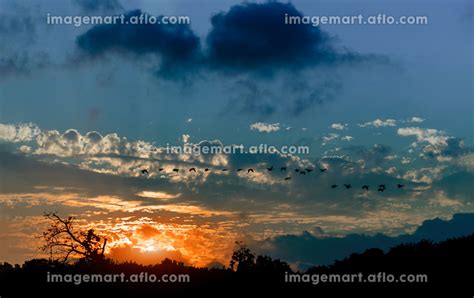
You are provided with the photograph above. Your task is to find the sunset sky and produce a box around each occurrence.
[0,0,473,268]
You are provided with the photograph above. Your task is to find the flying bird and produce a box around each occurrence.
[319,168,327,173]
[362,185,369,191]
[331,184,338,188]
[204,168,210,172]
[306,168,313,173]
[267,166,273,171]
[295,169,300,172]
[299,171,306,175]
[189,168,196,172]
[248,169,254,173]
[222,168,228,172]
[344,184,352,189]
[173,168,179,173]
[141,169,149,175]
[378,184,386,192]
[397,184,405,188]
[284,177,292,180]
[280,167,287,171]
[158,168,164,171]
[237,168,243,172]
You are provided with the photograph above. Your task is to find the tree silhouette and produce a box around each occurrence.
[40,212,107,263]
[229,241,255,272]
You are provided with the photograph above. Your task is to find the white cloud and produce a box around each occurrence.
[401,157,411,164]
[330,123,347,130]
[0,123,40,143]
[136,191,181,200]
[359,119,397,128]
[321,133,339,146]
[182,134,190,143]
[457,153,474,172]
[250,122,281,133]
[386,167,398,175]
[341,136,354,142]
[397,127,447,146]
[407,117,425,123]
[397,127,452,159]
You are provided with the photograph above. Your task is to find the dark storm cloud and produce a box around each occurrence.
[73,2,387,113]
[0,52,50,78]
[206,2,361,72]
[76,9,201,79]
[0,9,51,78]
[338,144,393,168]
[291,78,342,116]
[76,2,384,77]
[251,213,474,270]
[223,80,276,117]
[0,14,36,41]
[73,0,123,13]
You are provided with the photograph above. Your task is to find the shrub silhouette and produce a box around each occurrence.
[0,234,472,295]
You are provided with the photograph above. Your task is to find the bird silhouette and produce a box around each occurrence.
[397,184,405,188]
[158,168,164,171]
[248,169,254,173]
[204,168,209,172]
[173,168,179,173]
[362,185,369,191]
[299,171,306,175]
[222,168,228,172]
[267,166,273,171]
[306,168,313,173]
[281,167,287,171]
[319,168,327,172]
[284,177,291,180]
[295,169,300,172]
[378,184,386,192]
[189,168,196,172]
[237,168,243,172]
[331,184,338,188]
[344,184,352,189]
[141,169,149,175]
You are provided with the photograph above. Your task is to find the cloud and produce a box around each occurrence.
[341,136,354,142]
[406,116,425,123]
[136,191,181,200]
[75,10,201,79]
[74,2,385,84]
[0,123,41,143]
[250,122,281,133]
[0,51,51,78]
[397,127,467,161]
[359,119,397,128]
[223,79,276,117]
[73,0,123,13]
[397,127,446,144]
[0,5,53,79]
[251,213,474,270]
[321,133,339,146]
[205,2,373,73]
[330,123,347,130]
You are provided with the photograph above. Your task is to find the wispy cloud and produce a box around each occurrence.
[250,122,281,133]
[359,119,398,128]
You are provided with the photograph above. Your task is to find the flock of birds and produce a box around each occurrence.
[140,166,405,191]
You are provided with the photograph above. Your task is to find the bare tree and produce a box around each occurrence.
[40,212,107,263]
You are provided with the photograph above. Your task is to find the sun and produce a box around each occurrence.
[136,239,176,252]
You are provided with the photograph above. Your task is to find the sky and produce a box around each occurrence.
[0,0,473,268]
